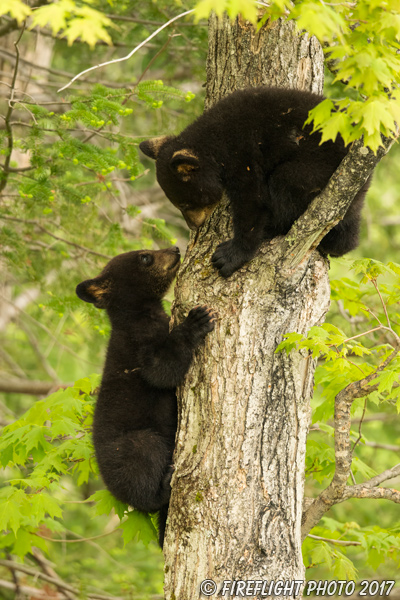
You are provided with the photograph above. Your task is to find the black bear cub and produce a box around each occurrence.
[140,87,371,278]
[76,247,215,547]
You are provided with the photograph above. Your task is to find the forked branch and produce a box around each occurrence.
[301,343,400,540]
[280,135,397,273]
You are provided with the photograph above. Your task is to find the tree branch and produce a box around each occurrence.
[30,549,76,600]
[301,344,400,540]
[0,216,111,259]
[280,135,397,272]
[0,558,128,600]
[0,294,99,367]
[17,317,59,381]
[0,48,129,88]
[0,24,25,193]
[353,462,400,488]
[0,560,77,595]
[0,379,71,395]
[307,534,361,547]
[57,8,195,93]
[342,485,400,503]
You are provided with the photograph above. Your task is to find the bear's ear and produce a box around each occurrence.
[139,136,171,159]
[76,277,111,309]
[170,150,199,180]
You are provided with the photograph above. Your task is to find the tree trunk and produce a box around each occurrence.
[164,15,329,599]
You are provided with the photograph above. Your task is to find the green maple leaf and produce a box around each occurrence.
[30,1,70,34]
[120,510,158,546]
[361,100,396,136]
[0,489,26,535]
[64,14,113,49]
[194,0,227,20]
[89,489,128,519]
[0,0,31,22]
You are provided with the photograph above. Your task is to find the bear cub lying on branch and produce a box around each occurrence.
[76,247,215,547]
[140,87,371,278]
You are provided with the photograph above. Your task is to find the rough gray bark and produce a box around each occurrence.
[163,16,328,600]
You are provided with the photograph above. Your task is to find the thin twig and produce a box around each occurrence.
[0,216,111,259]
[31,550,76,600]
[0,559,125,600]
[6,554,23,600]
[35,528,120,543]
[17,318,59,381]
[136,34,176,88]
[0,379,72,395]
[0,24,25,193]
[57,8,195,93]
[352,397,367,451]
[371,277,392,330]
[0,294,100,367]
[350,469,356,485]
[341,326,383,345]
[307,534,361,547]
[104,13,201,26]
[0,48,129,89]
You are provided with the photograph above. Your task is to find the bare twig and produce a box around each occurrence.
[0,294,99,367]
[352,397,367,451]
[0,559,125,600]
[0,24,25,193]
[17,318,59,381]
[57,8,195,93]
[0,379,72,395]
[0,216,111,259]
[362,441,400,451]
[104,13,201,26]
[371,277,392,330]
[0,48,128,89]
[31,549,76,600]
[0,347,27,378]
[6,553,23,600]
[355,462,400,488]
[35,528,120,543]
[350,469,356,485]
[307,534,361,547]
[136,34,176,87]
[0,560,76,595]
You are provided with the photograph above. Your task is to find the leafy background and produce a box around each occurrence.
[0,0,400,598]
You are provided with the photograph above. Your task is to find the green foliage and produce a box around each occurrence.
[193,0,400,152]
[0,375,159,560]
[2,0,115,48]
[0,0,30,23]
[278,258,400,576]
[194,0,257,23]
[303,518,400,576]
[0,10,206,589]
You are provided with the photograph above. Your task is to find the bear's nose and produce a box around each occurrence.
[171,246,180,254]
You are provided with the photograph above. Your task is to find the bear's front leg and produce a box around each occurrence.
[139,305,216,388]
[211,201,270,278]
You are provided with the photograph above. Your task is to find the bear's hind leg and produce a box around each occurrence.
[318,187,367,257]
[95,429,174,513]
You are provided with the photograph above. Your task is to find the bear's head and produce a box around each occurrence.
[76,247,181,312]
[139,136,223,230]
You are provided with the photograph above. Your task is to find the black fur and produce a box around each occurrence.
[140,87,371,278]
[76,247,215,547]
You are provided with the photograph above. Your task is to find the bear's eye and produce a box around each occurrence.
[140,253,153,266]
